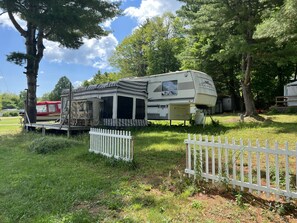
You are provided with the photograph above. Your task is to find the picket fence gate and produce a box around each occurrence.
[185,135,297,200]
[89,128,133,161]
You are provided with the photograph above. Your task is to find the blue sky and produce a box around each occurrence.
[0,0,183,97]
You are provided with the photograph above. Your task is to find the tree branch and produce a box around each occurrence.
[8,11,26,37]
[0,10,7,16]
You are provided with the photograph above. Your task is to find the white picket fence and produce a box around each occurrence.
[89,128,134,161]
[185,135,297,200]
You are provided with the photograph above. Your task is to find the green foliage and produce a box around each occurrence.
[48,76,72,101]
[110,13,184,77]
[2,111,18,117]
[0,0,120,123]
[234,192,244,208]
[40,92,51,101]
[0,93,22,109]
[177,0,291,112]
[6,52,28,66]
[191,200,203,210]
[28,136,78,154]
[82,71,123,86]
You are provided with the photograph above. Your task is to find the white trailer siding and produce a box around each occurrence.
[129,70,217,120]
[192,71,217,107]
[284,81,297,106]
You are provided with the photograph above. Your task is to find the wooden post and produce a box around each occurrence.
[67,84,72,138]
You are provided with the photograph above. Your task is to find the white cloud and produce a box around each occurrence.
[0,76,3,79]
[102,17,117,29]
[124,0,183,24]
[1,10,118,70]
[73,81,83,88]
[44,33,118,69]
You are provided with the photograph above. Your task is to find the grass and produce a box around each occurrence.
[0,116,22,134]
[0,115,296,222]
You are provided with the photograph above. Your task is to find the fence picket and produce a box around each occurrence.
[185,134,297,200]
[248,139,252,193]
[89,128,133,161]
[240,139,244,191]
[218,136,222,177]
[194,135,197,180]
[211,136,215,183]
[205,136,209,182]
[199,135,203,175]
[232,138,236,189]
[275,141,280,200]
[265,140,271,198]
[256,139,261,195]
[285,142,290,199]
[225,137,229,179]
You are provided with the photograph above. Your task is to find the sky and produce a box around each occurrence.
[0,0,183,97]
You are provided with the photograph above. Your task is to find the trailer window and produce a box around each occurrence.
[162,80,177,96]
[48,104,56,113]
[36,105,47,113]
[136,99,145,119]
[101,96,113,119]
[117,96,133,119]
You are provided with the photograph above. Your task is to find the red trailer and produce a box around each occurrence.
[36,101,61,121]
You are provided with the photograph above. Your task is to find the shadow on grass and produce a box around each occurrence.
[203,184,297,219]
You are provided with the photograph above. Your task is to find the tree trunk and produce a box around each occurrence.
[242,53,257,116]
[25,20,44,123]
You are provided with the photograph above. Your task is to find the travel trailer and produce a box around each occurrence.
[60,70,217,127]
[36,101,61,121]
[127,70,217,121]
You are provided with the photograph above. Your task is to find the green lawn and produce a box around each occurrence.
[0,115,296,222]
[0,116,22,135]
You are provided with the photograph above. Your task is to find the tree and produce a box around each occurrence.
[256,0,297,81]
[110,13,185,77]
[178,0,283,116]
[39,92,50,101]
[1,93,21,109]
[109,23,149,77]
[82,71,123,86]
[48,76,72,101]
[18,90,27,108]
[0,0,120,122]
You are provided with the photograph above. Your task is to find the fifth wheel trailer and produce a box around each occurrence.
[127,70,217,121]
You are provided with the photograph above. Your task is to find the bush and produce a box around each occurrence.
[28,136,78,154]
[2,111,18,117]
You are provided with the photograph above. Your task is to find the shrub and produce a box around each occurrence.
[2,111,18,117]
[28,136,78,154]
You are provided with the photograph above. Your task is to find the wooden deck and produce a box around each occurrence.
[25,123,91,136]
